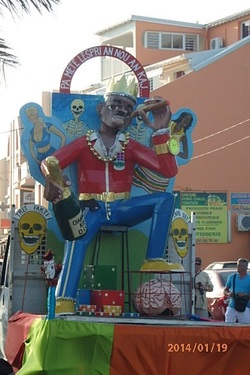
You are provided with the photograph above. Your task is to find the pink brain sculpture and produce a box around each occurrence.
[133,278,182,316]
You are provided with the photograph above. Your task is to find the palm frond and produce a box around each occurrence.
[0,37,18,67]
[0,0,61,17]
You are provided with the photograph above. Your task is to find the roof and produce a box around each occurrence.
[205,8,250,27]
[96,9,250,35]
[95,15,203,35]
[190,35,250,71]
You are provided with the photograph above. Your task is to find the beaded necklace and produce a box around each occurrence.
[86,130,130,162]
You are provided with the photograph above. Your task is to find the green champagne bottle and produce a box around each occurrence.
[45,156,87,241]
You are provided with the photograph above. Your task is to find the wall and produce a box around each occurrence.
[153,42,250,267]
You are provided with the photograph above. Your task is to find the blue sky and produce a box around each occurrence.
[0,0,249,157]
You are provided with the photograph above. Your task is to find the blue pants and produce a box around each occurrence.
[56,192,175,299]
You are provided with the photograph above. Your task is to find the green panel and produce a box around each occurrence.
[18,318,114,375]
[82,265,117,290]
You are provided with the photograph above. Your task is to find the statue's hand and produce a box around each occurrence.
[41,157,72,203]
[43,179,63,203]
[43,175,71,203]
[144,96,172,131]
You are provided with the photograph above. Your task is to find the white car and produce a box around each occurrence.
[205,261,250,270]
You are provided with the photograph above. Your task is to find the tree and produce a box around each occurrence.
[0,0,61,73]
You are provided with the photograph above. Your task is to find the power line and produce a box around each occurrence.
[193,119,250,143]
[0,127,24,136]
[192,135,250,160]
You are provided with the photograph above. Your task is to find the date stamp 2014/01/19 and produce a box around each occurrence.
[167,343,228,353]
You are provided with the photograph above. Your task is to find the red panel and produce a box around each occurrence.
[90,290,124,312]
[5,311,42,371]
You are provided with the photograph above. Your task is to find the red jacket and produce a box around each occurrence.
[53,131,178,194]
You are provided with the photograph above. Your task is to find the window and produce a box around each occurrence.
[173,35,183,49]
[175,71,185,78]
[146,32,160,48]
[161,34,171,48]
[145,32,198,51]
[242,20,250,38]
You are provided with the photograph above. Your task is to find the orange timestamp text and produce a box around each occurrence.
[167,342,228,353]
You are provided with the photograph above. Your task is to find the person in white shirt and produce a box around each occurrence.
[194,257,214,317]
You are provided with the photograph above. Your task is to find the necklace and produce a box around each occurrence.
[86,130,130,162]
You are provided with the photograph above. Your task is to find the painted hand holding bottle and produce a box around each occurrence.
[43,156,87,240]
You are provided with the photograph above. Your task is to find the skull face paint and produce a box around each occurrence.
[71,99,85,120]
[18,211,47,254]
[171,217,189,258]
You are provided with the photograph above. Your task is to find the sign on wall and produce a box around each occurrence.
[230,193,250,212]
[181,192,228,243]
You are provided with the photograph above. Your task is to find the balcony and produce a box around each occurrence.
[20,162,35,189]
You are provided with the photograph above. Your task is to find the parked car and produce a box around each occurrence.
[205,269,236,321]
[205,261,250,270]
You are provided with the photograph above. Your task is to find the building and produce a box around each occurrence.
[0,157,10,255]
[1,8,250,266]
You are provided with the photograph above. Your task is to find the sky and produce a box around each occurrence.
[0,0,249,157]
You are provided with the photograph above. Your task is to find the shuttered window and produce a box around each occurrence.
[145,32,198,51]
[146,32,160,48]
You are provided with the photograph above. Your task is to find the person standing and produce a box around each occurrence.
[194,257,214,317]
[224,258,250,323]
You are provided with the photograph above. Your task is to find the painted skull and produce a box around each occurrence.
[18,212,47,254]
[71,99,84,119]
[171,218,189,258]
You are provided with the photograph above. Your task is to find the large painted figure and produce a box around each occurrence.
[25,105,66,164]
[20,103,68,185]
[41,92,179,313]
